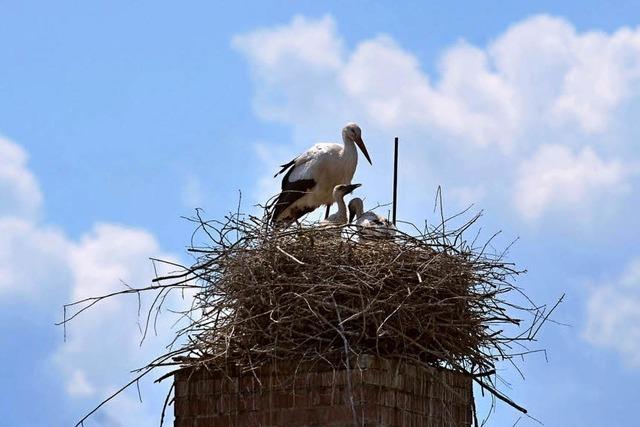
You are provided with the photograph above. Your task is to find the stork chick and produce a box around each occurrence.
[320,184,362,226]
[271,123,372,223]
[348,197,396,239]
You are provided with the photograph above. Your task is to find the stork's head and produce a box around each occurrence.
[342,123,372,165]
[348,197,364,223]
[332,183,361,201]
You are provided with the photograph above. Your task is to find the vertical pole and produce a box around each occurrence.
[392,137,399,225]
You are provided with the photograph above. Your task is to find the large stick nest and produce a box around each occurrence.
[191,224,504,371]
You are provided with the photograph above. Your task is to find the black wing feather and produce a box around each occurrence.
[273,158,296,178]
[271,166,316,223]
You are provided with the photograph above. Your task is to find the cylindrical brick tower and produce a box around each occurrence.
[173,356,472,427]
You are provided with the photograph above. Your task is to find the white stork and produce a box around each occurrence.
[320,183,361,226]
[348,197,396,239]
[271,123,372,223]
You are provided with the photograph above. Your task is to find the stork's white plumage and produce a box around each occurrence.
[348,197,396,239]
[320,184,361,226]
[271,123,372,223]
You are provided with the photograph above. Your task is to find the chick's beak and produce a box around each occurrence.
[355,135,372,165]
[344,183,362,195]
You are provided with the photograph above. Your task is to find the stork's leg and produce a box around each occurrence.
[324,204,331,220]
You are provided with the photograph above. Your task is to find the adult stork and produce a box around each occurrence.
[320,183,361,226]
[348,197,396,239]
[271,123,372,223]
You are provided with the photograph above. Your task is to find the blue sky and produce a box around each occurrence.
[2,2,640,426]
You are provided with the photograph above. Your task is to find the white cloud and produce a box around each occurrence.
[551,26,640,132]
[235,14,640,223]
[514,145,627,220]
[232,15,343,71]
[69,223,166,301]
[0,218,71,300]
[232,15,347,126]
[341,36,520,147]
[0,135,184,425]
[55,223,183,426]
[234,14,640,147]
[490,16,640,133]
[0,136,43,218]
[234,16,519,148]
[585,258,640,367]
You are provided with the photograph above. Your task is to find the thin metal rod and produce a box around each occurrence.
[392,137,399,225]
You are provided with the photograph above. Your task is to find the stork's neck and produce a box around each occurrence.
[335,193,347,219]
[354,202,364,218]
[342,134,357,161]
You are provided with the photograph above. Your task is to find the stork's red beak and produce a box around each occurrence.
[355,136,372,165]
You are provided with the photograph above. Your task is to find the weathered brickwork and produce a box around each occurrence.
[174,356,472,427]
